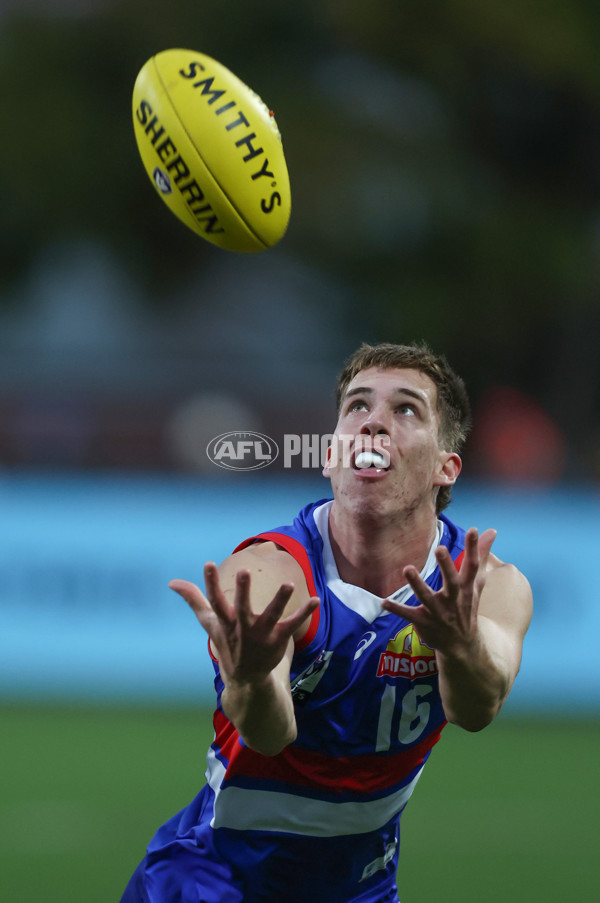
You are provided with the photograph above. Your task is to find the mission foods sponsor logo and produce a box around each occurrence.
[206,432,279,471]
[377,624,438,679]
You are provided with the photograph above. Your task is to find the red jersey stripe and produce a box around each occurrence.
[214,709,445,794]
[213,709,244,763]
[453,549,465,570]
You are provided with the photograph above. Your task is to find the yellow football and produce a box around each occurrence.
[132,49,291,253]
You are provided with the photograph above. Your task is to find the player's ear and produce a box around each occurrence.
[322,443,332,478]
[435,452,462,487]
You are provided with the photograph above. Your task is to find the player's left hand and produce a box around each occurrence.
[381,527,497,655]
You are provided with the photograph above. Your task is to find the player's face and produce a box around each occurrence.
[324,367,461,518]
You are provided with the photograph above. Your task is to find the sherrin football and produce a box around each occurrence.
[132,49,291,252]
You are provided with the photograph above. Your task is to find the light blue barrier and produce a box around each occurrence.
[0,474,597,713]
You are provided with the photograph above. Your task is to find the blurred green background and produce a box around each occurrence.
[1,1,599,901]
[2,704,598,902]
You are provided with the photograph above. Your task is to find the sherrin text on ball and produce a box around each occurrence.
[132,49,291,252]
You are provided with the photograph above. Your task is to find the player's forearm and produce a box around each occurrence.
[222,673,297,756]
[437,620,513,731]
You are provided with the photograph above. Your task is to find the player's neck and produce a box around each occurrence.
[327,503,438,598]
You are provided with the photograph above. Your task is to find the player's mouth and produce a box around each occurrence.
[352,450,390,475]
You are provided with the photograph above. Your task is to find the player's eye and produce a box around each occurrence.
[348,399,368,412]
[397,404,416,416]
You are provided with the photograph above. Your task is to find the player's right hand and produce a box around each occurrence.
[169,564,319,686]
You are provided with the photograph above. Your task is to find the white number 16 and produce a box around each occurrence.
[376,683,433,751]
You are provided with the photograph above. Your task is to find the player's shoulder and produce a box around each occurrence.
[481,555,533,633]
[487,553,529,585]
[218,541,311,608]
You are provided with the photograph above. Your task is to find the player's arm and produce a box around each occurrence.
[170,543,319,756]
[382,528,532,732]
[435,551,532,730]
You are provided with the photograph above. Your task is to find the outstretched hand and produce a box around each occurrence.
[170,563,319,685]
[381,527,497,656]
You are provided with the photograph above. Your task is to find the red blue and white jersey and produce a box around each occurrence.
[133,500,467,903]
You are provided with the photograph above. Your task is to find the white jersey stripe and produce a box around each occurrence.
[206,745,226,794]
[210,766,423,837]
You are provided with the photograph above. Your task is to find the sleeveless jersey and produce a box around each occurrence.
[130,500,466,903]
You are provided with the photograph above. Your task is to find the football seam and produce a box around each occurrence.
[153,57,269,250]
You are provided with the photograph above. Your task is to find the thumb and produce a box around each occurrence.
[169,579,206,612]
[478,529,497,564]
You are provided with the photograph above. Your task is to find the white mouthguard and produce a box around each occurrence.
[355,451,387,469]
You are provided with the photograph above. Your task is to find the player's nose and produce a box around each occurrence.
[360,407,390,436]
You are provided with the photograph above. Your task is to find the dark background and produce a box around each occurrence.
[1,0,599,483]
